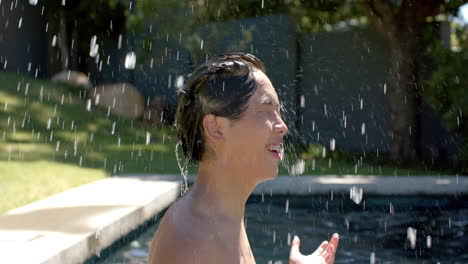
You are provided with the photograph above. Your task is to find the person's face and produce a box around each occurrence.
[221,70,288,182]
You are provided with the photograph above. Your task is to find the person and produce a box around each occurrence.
[148,52,339,264]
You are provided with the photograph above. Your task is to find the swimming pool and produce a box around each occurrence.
[91,194,468,264]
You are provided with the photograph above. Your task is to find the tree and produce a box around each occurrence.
[361,0,465,163]
[75,0,466,164]
[44,1,127,77]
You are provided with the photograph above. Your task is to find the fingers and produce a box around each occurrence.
[289,235,301,260]
[322,233,339,264]
[312,241,328,256]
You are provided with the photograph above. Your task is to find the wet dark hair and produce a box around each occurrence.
[175,52,266,163]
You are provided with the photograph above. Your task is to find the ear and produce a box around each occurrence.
[202,114,225,143]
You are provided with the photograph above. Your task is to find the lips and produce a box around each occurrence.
[266,143,283,160]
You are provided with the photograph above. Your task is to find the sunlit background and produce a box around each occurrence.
[0,1,467,263]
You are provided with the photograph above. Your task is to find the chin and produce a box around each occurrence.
[258,169,278,183]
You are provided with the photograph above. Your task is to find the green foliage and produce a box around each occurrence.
[423,24,468,161]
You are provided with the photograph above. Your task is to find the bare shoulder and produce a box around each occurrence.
[148,197,220,264]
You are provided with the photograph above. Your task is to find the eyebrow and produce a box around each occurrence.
[257,98,282,110]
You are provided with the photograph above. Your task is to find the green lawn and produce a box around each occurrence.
[0,71,186,213]
[0,71,448,214]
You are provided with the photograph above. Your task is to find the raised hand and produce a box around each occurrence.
[289,233,339,264]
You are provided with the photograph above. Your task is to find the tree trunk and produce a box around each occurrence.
[45,13,62,77]
[386,36,421,163]
[58,10,69,70]
[363,0,441,163]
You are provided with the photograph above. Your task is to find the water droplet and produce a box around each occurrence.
[360,98,363,110]
[117,34,123,49]
[426,235,432,248]
[111,122,116,135]
[56,141,60,151]
[52,35,57,47]
[86,99,92,111]
[145,131,151,145]
[261,0,264,8]
[389,202,394,215]
[200,39,204,50]
[285,199,289,213]
[383,83,387,94]
[18,17,22,29]
[350,186,363,204]
[361,123,366,135]
[311,158,316,170]
[29,0,38,6]
[46,118,52,130]
[287,233,291,246]
[124,51,136,70]
[290,159,305,175]
[89,35,99,57]
[61,0,66,6]
[370,252,375,264]
[329,138,336,151]
[300,95,305,108]
[175,75,184,90]
[407,227,417,249]
[95,229,101,239]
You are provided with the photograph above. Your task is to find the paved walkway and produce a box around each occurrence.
[0,175,466,264]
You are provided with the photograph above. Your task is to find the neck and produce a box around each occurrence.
[189,159,258,220]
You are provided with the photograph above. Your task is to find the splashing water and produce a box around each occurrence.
[407,227,417,249]
[145,131,151,145]
[175,75,184,91]
[175,141,189,194]
[289,159,305,176]
[350,186,363,204]
[329,138,336,151]
[89,36,99,57]
[124,51,136,70]
[86,99,92,111]
[117,34,123,49]
[52,35,57,47]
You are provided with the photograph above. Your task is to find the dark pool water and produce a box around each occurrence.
[91,194,468,264]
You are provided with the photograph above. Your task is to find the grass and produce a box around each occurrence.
[0,71,186,214]
[0,71,450,214]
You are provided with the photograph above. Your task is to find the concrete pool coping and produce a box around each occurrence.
[1,174,466,264]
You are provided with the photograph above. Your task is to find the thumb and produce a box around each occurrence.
[289,235,301,257]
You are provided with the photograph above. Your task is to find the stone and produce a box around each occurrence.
[51,70,92,90]
[89,83,145,119]
[143,96,169,125]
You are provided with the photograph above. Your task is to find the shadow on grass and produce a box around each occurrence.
[0,71,188,176]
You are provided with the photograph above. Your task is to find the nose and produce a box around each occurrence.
[274,116,288,136]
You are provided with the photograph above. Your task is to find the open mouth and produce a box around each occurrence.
[266,144,283,160]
